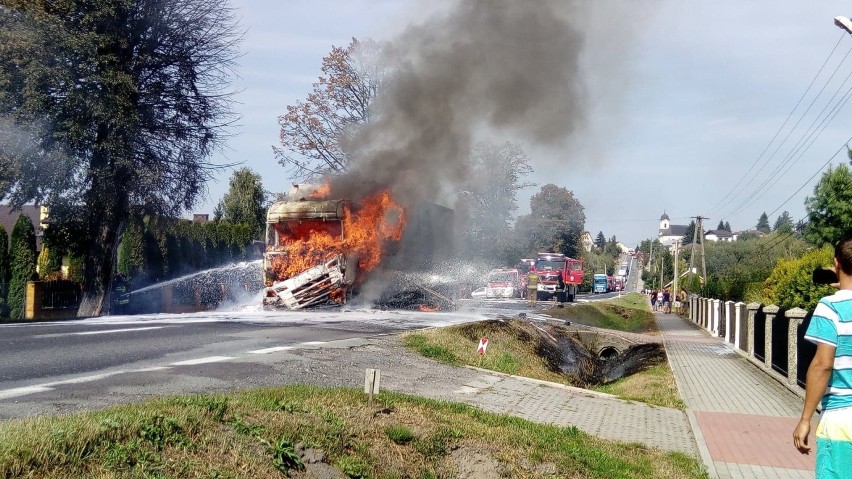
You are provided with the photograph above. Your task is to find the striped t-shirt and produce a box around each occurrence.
[805,289,852,411]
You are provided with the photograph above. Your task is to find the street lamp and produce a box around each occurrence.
[835,16,852,34]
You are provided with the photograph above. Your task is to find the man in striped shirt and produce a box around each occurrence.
[794,235,852,478]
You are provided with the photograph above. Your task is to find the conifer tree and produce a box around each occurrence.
[9,215,37,320]
[0,225,9,318]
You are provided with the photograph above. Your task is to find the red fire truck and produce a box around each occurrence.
[532,253,584,302]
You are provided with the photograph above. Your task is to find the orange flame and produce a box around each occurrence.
[309,181,331,199]
[269,190,407,282]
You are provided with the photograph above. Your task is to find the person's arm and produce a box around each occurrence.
[793,342,836,454]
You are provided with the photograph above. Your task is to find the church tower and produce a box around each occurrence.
[660,212,670,232]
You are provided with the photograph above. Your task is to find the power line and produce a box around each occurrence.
[765,136,852,218]
[710,32,848,215]
[721,79,852,220]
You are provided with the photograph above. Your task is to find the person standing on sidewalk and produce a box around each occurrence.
[527,271,540,307]
[794,234,852,477]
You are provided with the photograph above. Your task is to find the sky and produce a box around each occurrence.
[196,0,852,248]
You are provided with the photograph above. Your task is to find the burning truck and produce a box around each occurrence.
[262,184,453,309]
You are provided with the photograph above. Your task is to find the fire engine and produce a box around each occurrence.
[485,268,522,299]
[532,253,583,302]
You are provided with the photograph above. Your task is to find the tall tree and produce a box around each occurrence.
[514,184,585,258]
[275,38,387,179]
[458,142,533,260]
[594,231,606,251]
[217,168,267,240]
[773,211,794,234]
[682,220,696,245]
[724,221,731,232]
[716,220,725,231]
[0,0,240,316]
[8,214,36,320]
[805,164,852,246]
[756,212,771,234]
[0,224,9,318]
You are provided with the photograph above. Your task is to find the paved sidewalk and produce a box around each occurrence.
[656,312,814,479]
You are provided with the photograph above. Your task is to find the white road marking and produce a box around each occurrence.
[34,326,164,338]
[0,385,53,400]
[45,372,118,386]
[248,346,294,354]
[170,356,235,366]
[129,366,172,372]
[75,326,164,335]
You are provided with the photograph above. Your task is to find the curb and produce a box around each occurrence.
[654,314,716,477]
[684,408,719,479]
[462,365,618,399]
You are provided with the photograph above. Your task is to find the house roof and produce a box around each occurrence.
[660,224,688,237]
[705,229,733,237]
[0,205,43,248]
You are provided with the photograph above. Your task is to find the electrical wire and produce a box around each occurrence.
[710,32,848,215]
[719,42,852,219]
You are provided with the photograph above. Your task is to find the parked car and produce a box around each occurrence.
[471,287,487,299]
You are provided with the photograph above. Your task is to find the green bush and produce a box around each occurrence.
[763,246,835,310]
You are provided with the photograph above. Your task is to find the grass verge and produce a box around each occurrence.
[591,363,686,409]
[0,385,706,478]
[543,293,657,334]
[404,320,571,385]
[404,293,687,409]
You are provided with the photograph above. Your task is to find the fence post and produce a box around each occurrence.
[747,302,761,358]
[763,304,780,370]
[725,300,735,343]
[786,307,808,387]
[25,281,39,320]
[701,298,708,329]
[686,296,695,322]
[734,302,745,350]
[710,299,718,335]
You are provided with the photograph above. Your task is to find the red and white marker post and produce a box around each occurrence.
[476,337,489,355]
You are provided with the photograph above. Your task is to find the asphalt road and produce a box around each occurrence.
[0,291,620,420]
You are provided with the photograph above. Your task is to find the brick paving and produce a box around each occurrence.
[657,312,815,479]
[465,375,695,453]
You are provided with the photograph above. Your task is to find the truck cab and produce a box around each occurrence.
[485,268,521,299]
[532,253,583,302]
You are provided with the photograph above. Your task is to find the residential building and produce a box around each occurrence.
[580,231,593,252]
[704,229,737,242]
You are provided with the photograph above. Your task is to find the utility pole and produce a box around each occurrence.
[688,215,709,285]
[673,238,680,296]
[660,253,665,291]
[648,240,654,271]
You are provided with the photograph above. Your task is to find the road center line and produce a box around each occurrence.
[248,346,294,354]
[170,356,235,366]
[75,326,164,336]
[0,385,53,400]
[33,326,165,338]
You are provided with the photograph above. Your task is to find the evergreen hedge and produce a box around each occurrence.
[115,215,257,288]
[9,215,37,320]
[0,225,9,318]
